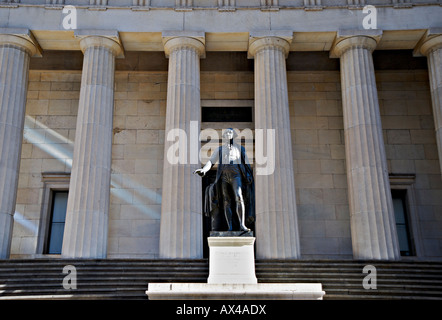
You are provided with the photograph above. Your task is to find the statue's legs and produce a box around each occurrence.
[232,182,249,232]
[221,180,234,231]
[221,166,250,232]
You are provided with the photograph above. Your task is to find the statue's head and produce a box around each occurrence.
[222,128,237,140]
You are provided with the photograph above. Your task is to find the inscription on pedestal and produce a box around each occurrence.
[207,236,257,284]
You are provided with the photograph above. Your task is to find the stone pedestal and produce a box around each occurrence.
[146,233,325,300]
[147,283,325,300]
[207,236,257,284]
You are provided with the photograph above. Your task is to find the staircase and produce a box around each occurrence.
[0,259,441,300]
[256,260,442,300]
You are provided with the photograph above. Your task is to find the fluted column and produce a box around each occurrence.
[0,31,39,259]
[248,32,301,259]
[159,33,205,258]
[331,33,400,260]
[62,35,123,258]
[417,32,442,175]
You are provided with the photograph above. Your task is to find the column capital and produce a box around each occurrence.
[74,29,124,58]
[0,28,42,57]
[330,29,382,58]
[414,28,442,57]
[162,31,206,58]
[247,30,293,59]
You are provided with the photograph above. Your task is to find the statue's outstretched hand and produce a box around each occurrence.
[193,169,205,177]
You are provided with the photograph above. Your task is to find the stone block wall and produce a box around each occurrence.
[9,67,442,259]
[108,71,167,258]
[12,71,80,258]
[288,71,352,259]
[378,70,442,258]
[289,69,442,259]
[201,72,254,100]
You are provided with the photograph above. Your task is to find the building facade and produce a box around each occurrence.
[0,0,441,262]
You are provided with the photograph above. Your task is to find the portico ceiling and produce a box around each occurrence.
[29,29,429,53]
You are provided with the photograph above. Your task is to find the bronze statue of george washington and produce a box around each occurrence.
[194,128,255,232]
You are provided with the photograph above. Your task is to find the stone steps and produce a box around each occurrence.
[0,259,441,300]
[255,260,442,300]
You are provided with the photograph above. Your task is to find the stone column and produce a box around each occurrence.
[416,30,442,175]
[331,31,400,260]
[0,30,40,259]
[62,33,123,258]
[159,32,205,258]
[248,32,301,259]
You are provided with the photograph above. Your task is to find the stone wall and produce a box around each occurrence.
[379,70,442,259]
[288,70,352,259]
[289,69,442,259]
[9,67,442,259]
[108,71,167,258]
[12,70,80,258]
